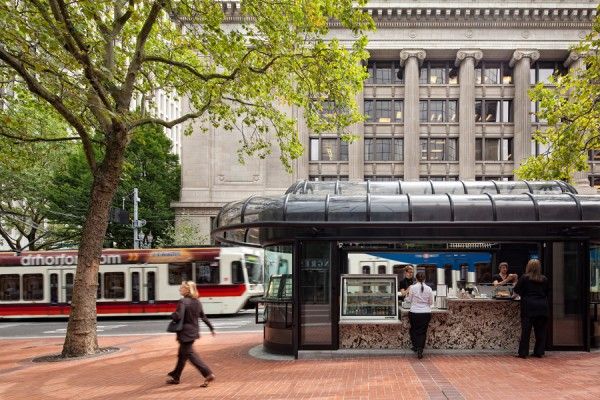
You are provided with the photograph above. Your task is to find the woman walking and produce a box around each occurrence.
[167,281,216,387]
[513,259,549,358]
[407,272,434,359]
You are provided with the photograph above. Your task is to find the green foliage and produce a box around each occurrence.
[154,219,209,248]
[47,124,181,248]
[516,6,600,182]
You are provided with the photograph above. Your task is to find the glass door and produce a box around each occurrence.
[551,242,585,348]
[590,243,600,348]
[298,241,335,349]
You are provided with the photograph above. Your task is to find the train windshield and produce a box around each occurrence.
[245,255,263,285]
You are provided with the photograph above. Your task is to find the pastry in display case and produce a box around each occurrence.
[493,284,513,300]
[340,274,398,320]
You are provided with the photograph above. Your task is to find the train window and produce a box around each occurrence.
[103,272,125,299]
[23,274,43,301]
[417,264,437,287]
[65,273,74,302]
[378,265,387,274]
[362,265,371,274]
[393,265,405,282]
[195,261,219,284]
[168,263,192,285]
[245,255,263,285]
[231,261,244,284]
[0,274,20,301]
[97,273,102,299]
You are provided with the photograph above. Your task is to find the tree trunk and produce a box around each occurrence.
[61,129,128,357]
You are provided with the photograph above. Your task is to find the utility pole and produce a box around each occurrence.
[132,188,145,249]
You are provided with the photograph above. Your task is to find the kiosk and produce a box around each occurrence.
[213,180,600,357]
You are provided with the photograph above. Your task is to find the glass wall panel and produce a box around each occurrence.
[552,242,584,346]
[590,244,600,348]
[299,241,333,347]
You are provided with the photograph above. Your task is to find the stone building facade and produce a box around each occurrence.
[173,1,599,240]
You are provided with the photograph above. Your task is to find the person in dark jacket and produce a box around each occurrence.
[513,259,549,358]
[167,281,216,387]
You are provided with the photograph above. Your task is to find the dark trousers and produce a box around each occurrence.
[171,340,213,379]
[409,312,432,350]
[518,316,548,357]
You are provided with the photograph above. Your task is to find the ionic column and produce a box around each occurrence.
[564,51,596,193]
[400,49,426,181]
[455,49,483,180]
[510,49,539,172]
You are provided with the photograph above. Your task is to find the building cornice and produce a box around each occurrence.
[218,2,597,29]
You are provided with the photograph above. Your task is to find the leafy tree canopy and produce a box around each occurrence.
[0,0,373,357]
[516,8,600,181]
[47,123,181,248]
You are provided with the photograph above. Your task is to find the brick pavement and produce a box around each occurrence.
[0,332,599,400]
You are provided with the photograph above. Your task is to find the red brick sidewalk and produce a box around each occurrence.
[0,332,599,400]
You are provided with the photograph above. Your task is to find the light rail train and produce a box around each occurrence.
[0,247,263,318]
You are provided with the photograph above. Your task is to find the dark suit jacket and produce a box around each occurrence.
[171,297,214,343]
[513,275,549,318]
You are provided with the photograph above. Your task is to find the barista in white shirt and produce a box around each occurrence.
[406,272,434,359]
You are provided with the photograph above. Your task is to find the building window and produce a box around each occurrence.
[365,138,403,161]
[309,175,349,181]
[475,138,513,161]
[476,176,514,181]
[419,176,459,181]
[365,175,403,181]
[530,101,547,124]
[475,99,513,123]
[530,61,567,84]
[419,61,458,85]
[364,99,402,123]
[589,176,600,191]
[420,138,458,161]
[420,100,458,123]
[366,61,403,84]
[309,137,349,161]
[476,62,513,85]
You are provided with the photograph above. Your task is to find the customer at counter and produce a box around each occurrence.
[407,272,434,359]
[493,262,518,286]
[513,259,549,359]
[398,265,415,299]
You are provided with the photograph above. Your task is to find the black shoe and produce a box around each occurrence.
[167,371,177,378]
[417,348,423,359]
[166,378,180,385]
[532,354,544,358]
[410,346,417,352]
[515,354,527,359]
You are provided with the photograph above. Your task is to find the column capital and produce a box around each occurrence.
[399,49,426,67]
[563,50,585,68]
[509,49,540,68]
[454,49,483,67]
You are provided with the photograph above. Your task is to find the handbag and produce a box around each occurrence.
[167,301,186,332]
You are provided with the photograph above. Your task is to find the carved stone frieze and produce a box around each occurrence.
[509,49,540,68]
[455,49,483,67]
[399,49,426,67]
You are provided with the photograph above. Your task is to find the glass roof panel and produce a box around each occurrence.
[451,195,494,221]
[328,196,367,221]
[285,195,327,221]
[578,195,600,220]
[494,195,536,221]
[431,181,466,195]
[410,195,452,221]
[463,181,498,194]
[536,195,580,221]
[244,196,285,223]
[370,195,410,221]
[400,181,433,195]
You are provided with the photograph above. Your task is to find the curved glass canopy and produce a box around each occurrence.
[213,180,600,246]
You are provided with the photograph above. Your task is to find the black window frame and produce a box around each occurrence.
[419,61,459,85]
[364,138,404,162]
[419,99,459,123]
[419,138,459,161]
[309,137,349,162]
[475,99,513,123]
[364,99,403,123]
[475,62,513,85]
[366,60,404,84]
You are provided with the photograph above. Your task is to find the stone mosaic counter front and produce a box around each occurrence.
[339,299,523,350]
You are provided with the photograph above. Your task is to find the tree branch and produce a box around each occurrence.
[0,47,97,170]
[0,129,101,144]
[120,0,167,111]
[130,98,212,129]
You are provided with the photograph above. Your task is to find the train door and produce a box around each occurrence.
[48,269,75,303]
[145,267,157,303]
[130,268,142,303]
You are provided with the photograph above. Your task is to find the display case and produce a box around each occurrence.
[340,274,398,320]
[493,284,514,300]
